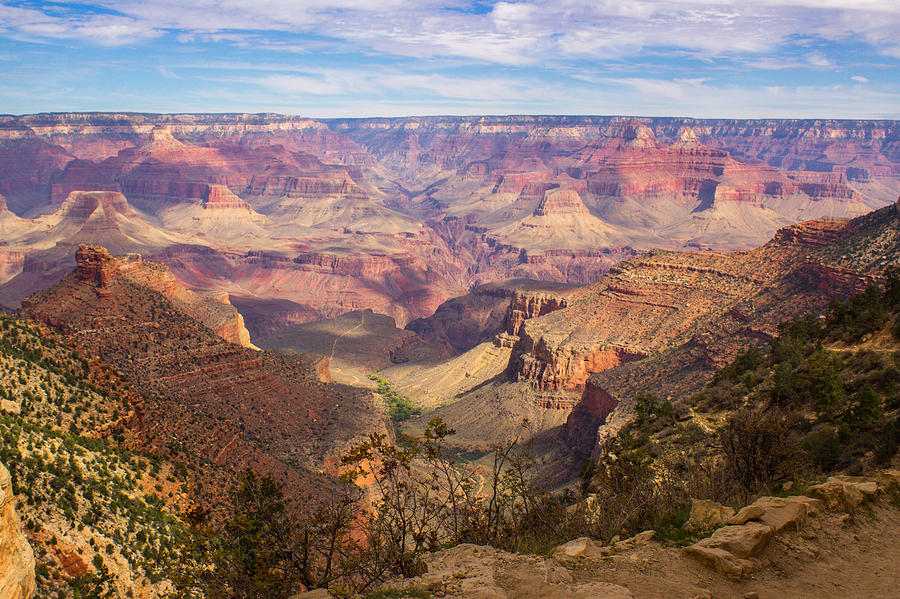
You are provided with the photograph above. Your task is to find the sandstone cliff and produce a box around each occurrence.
[0,462,35,599]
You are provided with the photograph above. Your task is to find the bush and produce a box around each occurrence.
[719,409,796,490]
[801,427,841,471]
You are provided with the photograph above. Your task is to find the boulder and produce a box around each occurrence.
[553,537,605,562]
[809,477,877,511]
[701,522,775,558]
[739,496,822,532]
[612,530,656,552]
[681,544,751,581]
[685,499,735,530]
[728,505,765,526]
[681,522,774,581]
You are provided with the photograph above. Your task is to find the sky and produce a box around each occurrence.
[1,0,899,118]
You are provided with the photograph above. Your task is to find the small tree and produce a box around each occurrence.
[719,409,795,491]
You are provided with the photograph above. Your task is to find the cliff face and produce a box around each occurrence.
[0,462,35,599]
[0,114,896,336]
[511,214,883,397]
[72,245,252,347]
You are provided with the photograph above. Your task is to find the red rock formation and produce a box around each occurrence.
[19,247,389,509]
[503,291,569,337]
[74,243,117,288]
[0,113,895,337]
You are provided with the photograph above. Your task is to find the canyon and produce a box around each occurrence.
[0,114,896,334]
[0,113,897,598]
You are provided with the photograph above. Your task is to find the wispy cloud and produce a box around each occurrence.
[0,1,898,117]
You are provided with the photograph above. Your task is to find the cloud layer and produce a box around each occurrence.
[0,0,898,117]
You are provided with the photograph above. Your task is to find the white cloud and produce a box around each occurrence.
[6,0,896,62]
[851,75,869,83]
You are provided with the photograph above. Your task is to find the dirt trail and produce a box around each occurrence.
[578,503,900,599]
[382,495,900,599]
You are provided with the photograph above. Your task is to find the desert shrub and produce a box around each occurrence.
[771,361,796,406]
[826,282,888,343]
[801,426,841,471]
[712,347,764,385]
[719,409,796,490]
[168,471,359,599]
[847,386,884,429]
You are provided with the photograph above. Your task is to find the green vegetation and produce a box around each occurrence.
[368,374,421,422]
[577,269,900,547]
[0,314,185,598]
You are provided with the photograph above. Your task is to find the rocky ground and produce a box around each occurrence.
[301,471,900,599]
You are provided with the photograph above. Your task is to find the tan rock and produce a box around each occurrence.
[703,522,775,558]
[289,590,334,599]
[740,496,822,532]
[681,544,751,581]
[809,478,874,511]
[686,499,736,530]
[681,522,774,580]
[393,543,632,599]
[612,530,656,552]
[728,504,765,525]
[553,537,605,562]
[874,469,900,490]
[0,462,35,599]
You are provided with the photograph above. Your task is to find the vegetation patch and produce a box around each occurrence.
[369,374,421,422]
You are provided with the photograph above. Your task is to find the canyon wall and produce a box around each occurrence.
[0,114,896,337]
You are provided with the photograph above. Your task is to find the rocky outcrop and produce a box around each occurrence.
[19,248,388,509]
[682,472,896,581]
[71,245,252,346]
[74,243,118,288]
[0,462,35,599]
[382,543,634,599]
[515,337,645,392]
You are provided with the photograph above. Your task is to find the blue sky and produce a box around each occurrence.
[1,1,899,118]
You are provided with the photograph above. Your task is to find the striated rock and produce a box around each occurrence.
[19,248,389,510]
[727,505,766,526]
[0,461,35,599]
[72,245,253,347]
[75,243,118,288]
[735,496,822,532]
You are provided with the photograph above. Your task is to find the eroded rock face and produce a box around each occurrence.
[1,113,896,336]
[0,462,35,599]
[74,243,117,288]
[71,245,252,347]
[20,249,388,509]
